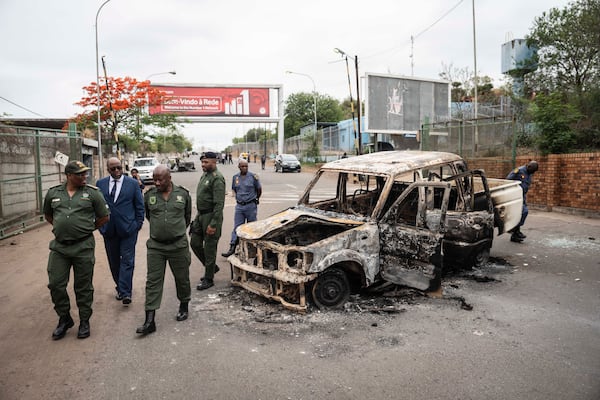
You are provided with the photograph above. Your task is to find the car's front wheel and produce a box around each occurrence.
[310,268,350,309]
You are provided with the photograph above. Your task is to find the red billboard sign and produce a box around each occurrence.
[149,86,270,118]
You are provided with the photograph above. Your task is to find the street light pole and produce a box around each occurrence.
[334,48,361,154]
[95,0,111,178]
[139,71,176,143]
[286,70,317,160]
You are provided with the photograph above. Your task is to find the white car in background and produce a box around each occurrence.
[132,157,160,184]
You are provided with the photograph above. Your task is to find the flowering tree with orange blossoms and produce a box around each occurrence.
[70,76,181,152]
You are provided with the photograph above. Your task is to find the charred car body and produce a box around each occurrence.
[228,151,523,312]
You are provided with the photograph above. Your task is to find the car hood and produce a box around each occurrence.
[236,206,365,240]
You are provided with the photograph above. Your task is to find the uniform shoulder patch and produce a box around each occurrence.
[513,168,519,174]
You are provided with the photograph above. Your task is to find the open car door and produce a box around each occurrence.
[378,181,451,291]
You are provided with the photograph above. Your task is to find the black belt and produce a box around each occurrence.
[55,234,93,245]
[153,235,184,244]
[237,199,256,206]
[198,209,213,215]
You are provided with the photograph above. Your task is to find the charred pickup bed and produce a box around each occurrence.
[228,151,523,312]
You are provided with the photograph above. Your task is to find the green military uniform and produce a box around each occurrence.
[43,183,109,321]
[144,183,192,310]
[190,168,226,280]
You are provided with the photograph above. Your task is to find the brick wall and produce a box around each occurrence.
[467,153,600,212]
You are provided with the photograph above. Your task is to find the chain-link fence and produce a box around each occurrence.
[0,124,85,238]
[421,117,517,159]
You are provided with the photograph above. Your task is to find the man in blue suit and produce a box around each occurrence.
[96,157,145,305]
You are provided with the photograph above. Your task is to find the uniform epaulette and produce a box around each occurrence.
[179,185,190,193]
[85,184,99,190]
[513,168,519,173]
[49,183,63,190]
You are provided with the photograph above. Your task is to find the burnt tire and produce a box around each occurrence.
[472,246,491,268]
[310,268,350,310]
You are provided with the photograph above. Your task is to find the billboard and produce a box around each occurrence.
[365,73,450,134]
[149,85,271,118]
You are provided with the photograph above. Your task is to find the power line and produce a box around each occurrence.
[414,0,464,40]
[361,0,464,63]
[0,95,47,118]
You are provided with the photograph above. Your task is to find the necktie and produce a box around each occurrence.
[110,180,117,200]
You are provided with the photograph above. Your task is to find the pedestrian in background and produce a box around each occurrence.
[260,154,266,170]
[129,168,145,190]
[190,152,226,290]
[43,161,109,340]
[96,157,145,306]
[221,159,262,258]
[506,160,539,243]
[137,165,192,335]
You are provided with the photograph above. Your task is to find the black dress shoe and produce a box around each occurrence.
[77,320,90,339]
[52,315,74,340]
[196,278,214,290]
[510,234,524,243]
[115,293,124,301]
[122,296,132,305]
[221,244,236,257]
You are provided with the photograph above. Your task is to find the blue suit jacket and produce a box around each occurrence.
[96,175,145,237]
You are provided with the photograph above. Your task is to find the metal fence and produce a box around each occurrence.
[0,124,83,238]
[421,117,517,159]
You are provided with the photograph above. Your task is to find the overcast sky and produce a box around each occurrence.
[0,0,571,151]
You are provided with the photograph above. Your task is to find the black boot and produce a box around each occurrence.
[77,320,90,339]
[52,314,74,340]
[176,302,189,321]
[136,310,156,335]
[221,243,236,257]
[515,228,527,239]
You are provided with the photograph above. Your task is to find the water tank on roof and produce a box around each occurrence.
[501,39,538,77]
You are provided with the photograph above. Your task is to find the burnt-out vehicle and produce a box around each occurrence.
[228,151,523,312]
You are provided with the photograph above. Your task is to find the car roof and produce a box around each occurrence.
[320,150,463,176]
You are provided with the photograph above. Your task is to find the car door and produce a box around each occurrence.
[378,181,451,291]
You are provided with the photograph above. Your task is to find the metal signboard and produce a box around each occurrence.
[149,85,271,118]
[365,73,450,134]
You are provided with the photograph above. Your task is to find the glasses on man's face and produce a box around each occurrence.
[109,166,123,171]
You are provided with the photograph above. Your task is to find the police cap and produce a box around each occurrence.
[65,161,91,175]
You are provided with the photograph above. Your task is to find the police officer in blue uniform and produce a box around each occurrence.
[506,160,539,243]
[221,159,262,257]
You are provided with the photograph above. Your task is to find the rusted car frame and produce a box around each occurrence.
[229,151,522,312]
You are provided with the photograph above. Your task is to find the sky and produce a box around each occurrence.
[0,0,572,151]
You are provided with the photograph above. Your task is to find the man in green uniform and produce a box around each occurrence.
[136,164,192,335]
[43,161,109,340]
[190,151,226,290]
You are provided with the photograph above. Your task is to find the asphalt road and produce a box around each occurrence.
[0,159,599,400]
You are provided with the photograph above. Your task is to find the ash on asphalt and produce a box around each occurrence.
[190,257,515,336]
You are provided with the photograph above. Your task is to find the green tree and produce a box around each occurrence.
[524,0,600,152]
[530,92,581,154]
[526,0,600,94]
[283,92,345,138]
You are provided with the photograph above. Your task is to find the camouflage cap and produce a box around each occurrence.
[65,161,91,175]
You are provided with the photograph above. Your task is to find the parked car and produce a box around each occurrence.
[275,154,301,173]
[228,151,523,312]
[132,157,160,184]
[166,157,195,172]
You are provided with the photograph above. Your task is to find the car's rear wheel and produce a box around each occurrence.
[310,268,350,309]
